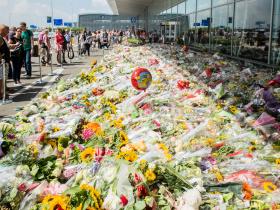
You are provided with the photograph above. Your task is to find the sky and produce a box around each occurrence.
[0,0,112,28]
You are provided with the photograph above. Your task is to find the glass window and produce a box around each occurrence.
[196,9,211,48]
[167,8,172,14]
[171,5,178,15]
[211,4,233,54]
[233,0,271,63]
[197,0,211,11]
[186,0,196,14]
[178,1,186,15]
[213,0,234,7]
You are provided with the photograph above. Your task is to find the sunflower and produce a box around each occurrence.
[263,182,277,193]
[145,169,156,182]
[275,159,280,165]
[119,130,129,144]
[42,195,69,210]
[80,147,95,163]
[80,184,103,209]
[85,122,101,132]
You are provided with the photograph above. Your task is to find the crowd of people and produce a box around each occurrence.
[0,22,34,100]
[0,23,158,100]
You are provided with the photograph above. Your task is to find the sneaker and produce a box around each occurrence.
[25,75,31,79]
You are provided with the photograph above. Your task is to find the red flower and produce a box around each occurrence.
[136,185,147,198]
[177,80,190,90]
[120,194,128,206]
[18,183,27,192]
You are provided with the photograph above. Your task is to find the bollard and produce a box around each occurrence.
[49,52,54,76]
[39,55,42,82]
[1,59,12,105]
[60,50,63,68]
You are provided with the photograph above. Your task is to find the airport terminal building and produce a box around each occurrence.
[79,0,280,66]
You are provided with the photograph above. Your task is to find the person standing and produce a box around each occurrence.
[20,22,33,78]
[9,27,24,85]
[55,28,65,64]
[0,24,10,99]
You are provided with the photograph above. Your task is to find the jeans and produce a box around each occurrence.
[11,56,22,82]
[24,50,32,76]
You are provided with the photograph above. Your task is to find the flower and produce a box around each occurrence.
[263,182,277,193]
[136,185,147,198]
[134,173,142,184]
[42,195,69,210]
[18,183,26,192]
[52,126,61,132]
[275,159,280,165]
[229,105,239,114]
[120,194,128,206]
[243,182,253,200]
[84,122,103,136]
[80,147,95,163]
[145,169,156,182]
[80,184,103,209]
[139,159,148,170]
[82,129,94,141]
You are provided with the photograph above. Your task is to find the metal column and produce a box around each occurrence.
[268,0,275,65]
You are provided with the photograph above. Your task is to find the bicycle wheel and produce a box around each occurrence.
[68,47,75,59]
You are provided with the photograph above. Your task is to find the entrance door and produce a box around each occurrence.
[160,21,178,43]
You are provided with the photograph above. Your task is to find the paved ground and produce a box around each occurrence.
[0,48,107,119]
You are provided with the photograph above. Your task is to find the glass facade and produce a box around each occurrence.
[147,0,280,66]
[79,14,141,31]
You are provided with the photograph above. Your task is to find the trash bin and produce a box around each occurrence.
[32,45,39,57]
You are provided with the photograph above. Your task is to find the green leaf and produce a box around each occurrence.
[144,196,154,207]
[64,186,80,195]
[30,165,39,176]
[134,200,146,210]
[9,188,18,199]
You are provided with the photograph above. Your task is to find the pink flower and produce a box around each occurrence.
[82,129,94,141]
[42,183,68,196]
[134,173,142,184]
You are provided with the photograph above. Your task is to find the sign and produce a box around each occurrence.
[193,23,200,26]
[47,16,52,23]
[64,22,73,27]
[30,25,37,29]
[54,19,63,26]
[131,16,137,24]
[201,19,209,26]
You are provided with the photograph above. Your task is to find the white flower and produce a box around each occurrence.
[176,189,202,210]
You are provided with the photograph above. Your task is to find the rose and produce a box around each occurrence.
[120,194,128,206]
[136,185,147,198]
[134,173,142,184]
[18,183,27,192]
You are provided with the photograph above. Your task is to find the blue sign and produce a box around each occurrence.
[30,25,37,29]
[193,23,200,26]
[64,22,73,27]
[47,16,52,23]
[54,19,63,26]
[201,19,209,26]
[131,16,137,24]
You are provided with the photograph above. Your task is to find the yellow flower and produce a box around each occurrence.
[80,147,95,163]
[81,95,88,100]
[42,195,69,210]
[212,169,224,182]
[80,184,103,209]
[229,105,239,114]
[145,169,156,181]
[117,150,138,162]
[53,126,60,132]
[103,112,111,120]
[28,143,39,157]
[139,159,147,170]
[263,182,277,193]
[110,118,124,128]
[119,130,129,144]
[275,159,280,165]
[205,138,215,146]
[158,143,172,161]
[248,146,256,153]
